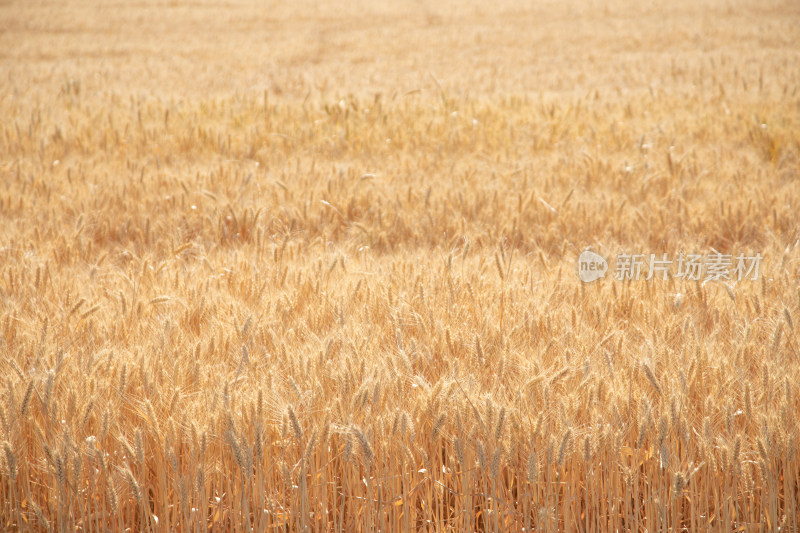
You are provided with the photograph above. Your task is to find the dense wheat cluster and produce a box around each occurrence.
[2,0,800,531]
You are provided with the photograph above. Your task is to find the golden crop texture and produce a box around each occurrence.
[1,0,799,531]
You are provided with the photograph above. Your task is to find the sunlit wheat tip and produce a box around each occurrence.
[431,412,447,442]
[19,380,33,418]
[3,441,16,480]
[288,406,303,442]
[557,429,572,467]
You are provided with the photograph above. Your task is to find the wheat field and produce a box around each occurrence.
[1,0,800,531]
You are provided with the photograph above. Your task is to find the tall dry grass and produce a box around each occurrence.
[1,0,800,531]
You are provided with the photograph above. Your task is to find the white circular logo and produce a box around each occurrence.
[578,251,607,282]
